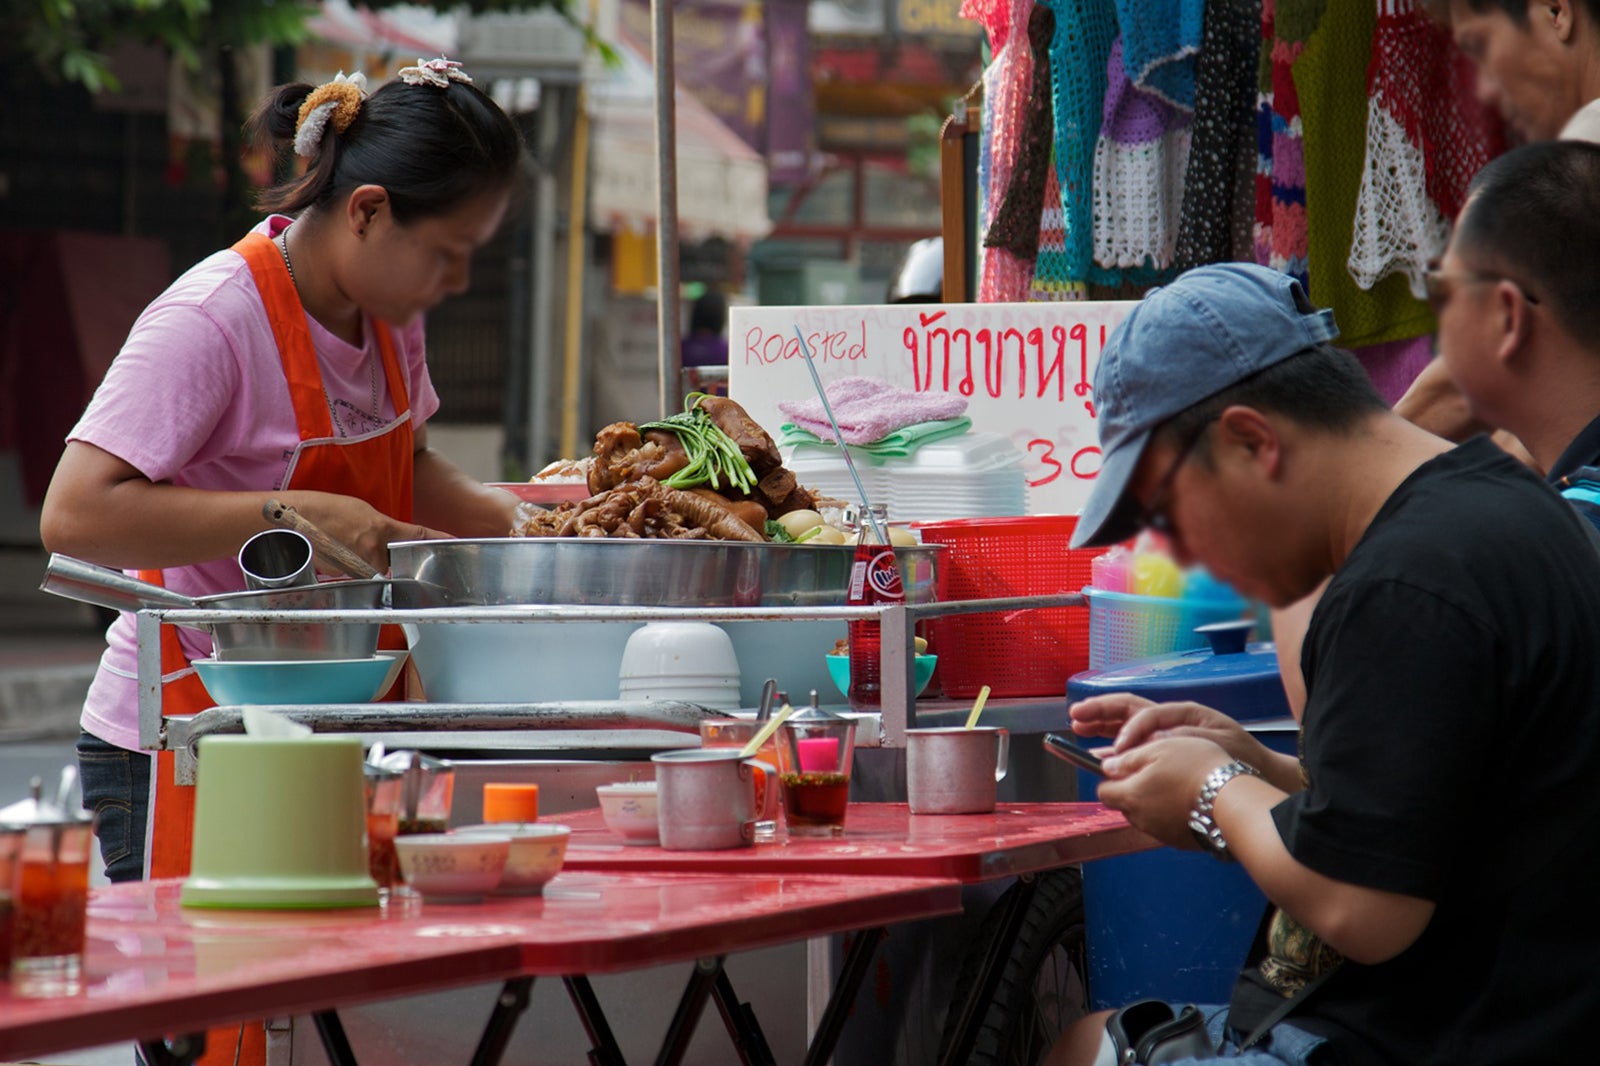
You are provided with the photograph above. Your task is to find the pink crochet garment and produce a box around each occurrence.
[778,378,970,445]
[965,0,1039,302]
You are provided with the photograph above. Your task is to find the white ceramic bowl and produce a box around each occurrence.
[618,622,740,686]
[595,781,660,845]
[394,832,510,902]
[456,823,571,895]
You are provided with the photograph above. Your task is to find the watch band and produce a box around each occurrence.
[1188,760,1262,861]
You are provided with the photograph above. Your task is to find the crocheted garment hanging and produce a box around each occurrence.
[1034,0,1118,293]
[966,0,1043,299]
[1113,0,1205,110]
[1294,0,1433,347]
[1175,0,1261,270]
[976,0,1051,300]
[1093,35,1193,272]
[1349,0,1506,297]
[1031,157,1088,300]
[1254,0,1311,285]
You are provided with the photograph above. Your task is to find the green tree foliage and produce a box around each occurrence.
[4,0,591,95]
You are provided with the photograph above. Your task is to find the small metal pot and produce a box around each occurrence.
[40,554,387,661]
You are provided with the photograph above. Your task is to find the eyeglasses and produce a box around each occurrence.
[1132,418,1217,536]
[1422,266,1540,317]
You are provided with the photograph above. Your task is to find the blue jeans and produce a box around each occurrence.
[77,731,151,883]
[1157,1004,1332,1065]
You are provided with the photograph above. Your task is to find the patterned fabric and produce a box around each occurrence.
[1035,0,1119,292]
[1349,0,1506,298]
[1113,0,1206,109]
[1031,159,1087,300]
[1353,333,1436,406]
[986,4,1058,271]
[967,0,1042,301]
[1175,0,1262,270]
[1294,0,1434,347]
[1092,36,1192,273]
[1254,0,1312,286]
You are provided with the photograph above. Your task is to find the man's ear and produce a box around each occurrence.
[1216,405,1281,475]
[1491,281,1536,368]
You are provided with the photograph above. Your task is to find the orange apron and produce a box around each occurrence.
[142,230,413,1066]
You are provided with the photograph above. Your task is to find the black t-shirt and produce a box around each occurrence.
[1229,438,1600,1065]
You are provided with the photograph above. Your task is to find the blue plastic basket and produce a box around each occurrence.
[1083,587,1247,670]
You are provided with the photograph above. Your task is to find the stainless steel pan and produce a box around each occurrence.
[40,554,387,661]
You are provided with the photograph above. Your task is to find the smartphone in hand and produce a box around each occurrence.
[1042,732,1108,776]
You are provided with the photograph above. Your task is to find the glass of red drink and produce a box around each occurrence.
[0,826,22,973]
[363,767,404,898]
[11,813,95,995]
[776,707,857,837]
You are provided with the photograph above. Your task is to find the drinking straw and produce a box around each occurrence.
[964,685,992,730]
[792,327,888,545]
[741,704,796,757]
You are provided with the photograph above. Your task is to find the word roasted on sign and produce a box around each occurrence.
[727,301,1135,516]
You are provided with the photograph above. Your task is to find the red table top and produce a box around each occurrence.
[560,802,1157,881]
[0,869,960,1061]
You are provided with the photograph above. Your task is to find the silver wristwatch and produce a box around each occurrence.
[1188,760,1262,861]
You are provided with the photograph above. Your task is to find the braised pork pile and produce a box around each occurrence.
[512,397,826,541]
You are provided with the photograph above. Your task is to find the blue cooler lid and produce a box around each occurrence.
[1066,619,1290,722]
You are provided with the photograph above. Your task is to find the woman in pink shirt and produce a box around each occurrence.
[40,60,522,892]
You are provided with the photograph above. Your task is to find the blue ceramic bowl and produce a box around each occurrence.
[825,653,937,699]
[192,650,407,706]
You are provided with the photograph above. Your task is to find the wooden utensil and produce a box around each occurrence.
[262,499,380,580]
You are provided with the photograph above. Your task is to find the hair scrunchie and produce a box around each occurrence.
[398,56,474,88]
[294,71,368,158]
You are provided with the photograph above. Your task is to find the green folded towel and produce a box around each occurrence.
[779,417,973,458]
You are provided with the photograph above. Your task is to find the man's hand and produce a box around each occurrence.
[1071,694,1303,794]
[1096,735,1231,850]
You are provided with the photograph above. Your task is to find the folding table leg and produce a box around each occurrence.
[311,1010,361,1066]
[937,873,1040,1066]
[653,955,725,1066]
[138,1033,206,1066]
[801,926,887,1066]
[563,975,629,1066]
[711,968,777,1066]
[468,976,536,1066]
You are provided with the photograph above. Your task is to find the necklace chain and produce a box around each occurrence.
[275,224,380,436]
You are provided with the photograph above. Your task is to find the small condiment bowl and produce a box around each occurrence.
[595,781,660,845]
[393,832,509,902]
[456,823,570,895]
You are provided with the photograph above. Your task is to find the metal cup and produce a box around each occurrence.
[651,749,778,850]
[237,528,315,590]
[905,726,1010,815]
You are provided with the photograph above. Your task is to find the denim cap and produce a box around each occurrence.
[1070,263,1339,549]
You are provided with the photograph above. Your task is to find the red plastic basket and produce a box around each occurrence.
[913,516,1098,698]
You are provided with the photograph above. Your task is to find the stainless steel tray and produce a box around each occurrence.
[389,537,942,608]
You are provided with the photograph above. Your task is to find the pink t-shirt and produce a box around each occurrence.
[70,216,441,751]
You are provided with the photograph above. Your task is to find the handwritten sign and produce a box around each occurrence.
[728,301,1135,515]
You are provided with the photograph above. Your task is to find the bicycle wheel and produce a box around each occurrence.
[939,868,1089,1066]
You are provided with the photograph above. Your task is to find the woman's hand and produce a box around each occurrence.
[282,492,452,574]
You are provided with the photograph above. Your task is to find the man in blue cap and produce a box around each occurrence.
[1048,262,1600,1066]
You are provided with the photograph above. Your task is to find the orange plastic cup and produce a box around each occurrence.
[482,783,540,823]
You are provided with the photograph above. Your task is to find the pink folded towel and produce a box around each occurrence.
[778,378,969,445]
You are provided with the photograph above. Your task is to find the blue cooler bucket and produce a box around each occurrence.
[1066,619,1295,1009]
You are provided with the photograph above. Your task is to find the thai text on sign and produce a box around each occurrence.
[727,301,1135,515]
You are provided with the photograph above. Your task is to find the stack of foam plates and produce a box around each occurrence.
[786,431,1026,523]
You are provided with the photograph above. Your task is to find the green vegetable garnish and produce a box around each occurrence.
[765,520,796,543]
[639,393,758,494]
